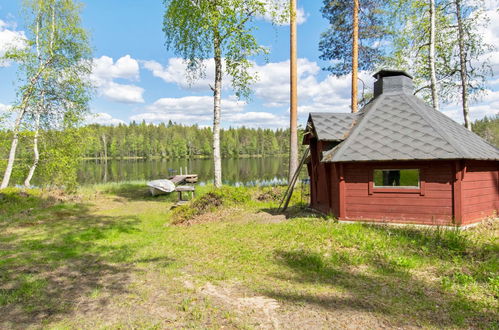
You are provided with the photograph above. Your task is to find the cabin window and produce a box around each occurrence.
[373,169,420,188]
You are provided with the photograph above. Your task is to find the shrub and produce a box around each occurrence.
[171,186,251,224]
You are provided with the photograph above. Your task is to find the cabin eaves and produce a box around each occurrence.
[320,92,499,162]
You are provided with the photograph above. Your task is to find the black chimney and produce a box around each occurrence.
[373,70,413,98]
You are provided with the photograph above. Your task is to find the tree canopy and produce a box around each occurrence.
[319,0,387,76]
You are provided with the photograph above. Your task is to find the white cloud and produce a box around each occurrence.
[225,111,288,128]
[140,57,378,127]
[442,89,499,123]
[100,82,145,104]
[482,8,499,75]
[142,57,372,115]
[0,19,26,67]
[142,58,230,91]
[91,55,145,104]
[251,58,374,113]
[131,95,246,125]
[132,97,288,128]
[0,103,11,113]
[0,103,13,128]
[86,112,125,126]
[93,55,140,81]
[483,0,499,11]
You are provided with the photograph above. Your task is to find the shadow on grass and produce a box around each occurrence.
[263,225,498,328]
[0,190,171,328]
[363,223,499,285]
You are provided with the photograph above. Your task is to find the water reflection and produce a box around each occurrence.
[78,157,292,186]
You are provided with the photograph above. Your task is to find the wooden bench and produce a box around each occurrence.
[175,185,195,202]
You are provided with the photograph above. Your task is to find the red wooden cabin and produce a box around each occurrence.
[303,70,499,227]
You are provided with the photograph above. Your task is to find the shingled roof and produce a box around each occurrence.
[310,70,499,162]
[306,112,361,141]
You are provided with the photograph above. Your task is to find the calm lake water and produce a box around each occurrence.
[78,157,292,186]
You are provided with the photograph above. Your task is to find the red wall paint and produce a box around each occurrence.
[341,161,456,225]
[462,160,499,224]
[306,138,498,226]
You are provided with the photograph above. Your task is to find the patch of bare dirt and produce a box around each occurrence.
[247,211,287,224]
[177,208,288,227]
[187,280,410,330]
[198,282,281,329]
[175,207,246,226]
[43,189,83,204]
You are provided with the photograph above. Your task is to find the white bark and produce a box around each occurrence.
[1,7,55,189]
[102,133,108,182]
[0,64,46,189]
[24,14,45,188]
[455,0,471,130]
[429,0,440,111]
[213,33,222,188]
[1,109,26,189]
[24,111,41,187]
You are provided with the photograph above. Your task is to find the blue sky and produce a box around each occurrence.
[0,1,498,128]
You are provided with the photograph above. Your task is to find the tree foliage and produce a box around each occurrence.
[383,0,492,112]
[472,115,499,147]
[319,0,387,76]
[6,0,92,127]
[163,0,284,187]
[163,0,281,98]
[0,0,92,189]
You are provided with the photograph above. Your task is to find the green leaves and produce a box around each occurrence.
[163,0,282,99]
[383,0,492,106]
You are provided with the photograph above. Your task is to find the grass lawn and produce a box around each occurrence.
[0,183,497,329]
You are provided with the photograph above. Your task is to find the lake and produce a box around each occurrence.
[78,157,294,186]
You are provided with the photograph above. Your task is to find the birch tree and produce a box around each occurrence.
[385,0,454,108]
[163,0,283,188]
[448,0,492,129]
[1,0,92,189]
[429,0,440,111]
[386,0,492,120]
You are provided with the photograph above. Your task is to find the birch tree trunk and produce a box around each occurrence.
[289,0,298,183]
[455,0,471,130]
[351,0,359,113]
[1,109,27,189]
[102,133,108,182]
[213,32,223,188]
[24,14,47,188]
[24,111,41,187]
[429,0,440,111]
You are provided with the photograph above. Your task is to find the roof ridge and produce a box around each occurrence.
[404,95,470,158]
[328,95,385,162]
[310,112,357,116]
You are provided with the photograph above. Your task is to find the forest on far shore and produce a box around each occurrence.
[0,121,296,161]
[1,115,496,162]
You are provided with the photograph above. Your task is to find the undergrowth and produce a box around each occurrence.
[171,186,251,224]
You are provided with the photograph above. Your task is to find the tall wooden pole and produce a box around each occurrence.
[351,0,359,113]
[289,0,298,182]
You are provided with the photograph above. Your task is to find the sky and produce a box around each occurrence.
[0,0,498,129]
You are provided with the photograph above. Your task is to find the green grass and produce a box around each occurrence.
[0,183,497,328]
